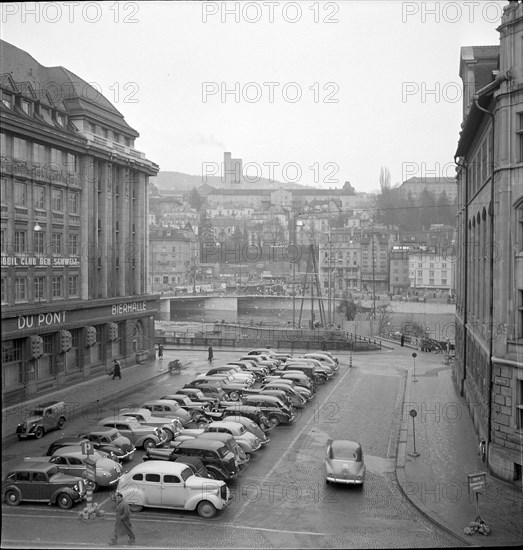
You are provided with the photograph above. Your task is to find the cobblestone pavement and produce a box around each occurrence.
[2,344,522,547]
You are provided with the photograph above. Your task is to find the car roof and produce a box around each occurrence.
[34,401,63,408]
[99,416,141,425]
[126,461,191,476]
[147,399,180,404]
[244,395,283,404]
[84,427,119,435]
[8,461,58,473]
[175,439,225,450]
[52,445,92,457]
[206,421,242,430]
[330,440,362,457]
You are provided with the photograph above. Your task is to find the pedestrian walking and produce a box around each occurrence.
[321,340,327,351]
[112,360,121,380]
[158,344,164,360]
[400,334,405,347]
[109,493,135,546]
[208,345,213,362]
[479,439,486,463]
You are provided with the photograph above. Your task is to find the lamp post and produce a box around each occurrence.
[412,352,418,382]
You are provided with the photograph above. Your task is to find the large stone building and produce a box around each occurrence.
[0,40,159,406]
[454,2,523,484]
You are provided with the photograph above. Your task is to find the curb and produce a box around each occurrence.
[395,369,474,547]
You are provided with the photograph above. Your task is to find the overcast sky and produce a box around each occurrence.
[1,1,506,193]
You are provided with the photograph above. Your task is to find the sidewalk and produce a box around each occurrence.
[395,346,523,546]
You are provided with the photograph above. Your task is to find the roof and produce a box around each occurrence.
[175,438,225,450]
[127,461,189,475]
[7,461,58,473]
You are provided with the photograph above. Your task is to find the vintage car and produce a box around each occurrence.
[144,439,238,481]
[325,439,366,486]
[243,388,295,411]
[261,378,313,402]
[16,401,67,440]
[45,436,118,463]
[172,388,220,407]
[240,395,296,427]
[136,400,193,426]
[145,397,210,423]
[116,461,232,518]
[98,417,169,450]
[203,421,262,456]
[302,353,340,372]
[186,378,248,401]
[76,428,136,462]
[221,415,270,445]
[224,361,268,379]
[261,382,308,408]
[200,368,256,386]
[119,407,190,435]
[3,461,86,508]
[183,383,226,402]
[239,354,278,372]
[245,348,290,361]
[45,446,123,491]
[195,431,248,467]
[172,456,213,479]
[221,405,273,432]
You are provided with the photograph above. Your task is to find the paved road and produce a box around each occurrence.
[2,349,462,548]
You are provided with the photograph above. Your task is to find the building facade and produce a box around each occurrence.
[454,2,523,484]
[1,40,159,406]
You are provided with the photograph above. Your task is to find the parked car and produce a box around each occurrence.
[183,383,226,402]
[283,360,330,384]
[3,461,86,509]
[325,439,366,486]
[76,428,136,462]
[261,381,308,407]
[241,395,296,426]
[186,378,248,401]
[239,355,278,372]
[196,431,249,467]
[303,353,339,372]
[98,417,169,450]
[243,388,294,410]
[225,361,268,379]
[172,388,220,408]
[221,415,270,445]
[120,407,190,432]
[261,378,313,401]
[43,446,123,491]
[116,461,232,518]
[172,456,213,479]
[202,367,256,385]
[279,371,316,393]
[142,398,209,423]
[203,421,261,456]
[45,436,118,463]
[245,348,290,361]
[144,439,238,481]
[16,401,67,440]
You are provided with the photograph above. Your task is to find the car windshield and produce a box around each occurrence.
[180,467,193,482]
[108,432,119,441]
[236,425,246,434]
[218,447,229,458]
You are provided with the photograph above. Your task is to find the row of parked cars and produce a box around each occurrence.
[3,348,364,518]
[113,348,343,517]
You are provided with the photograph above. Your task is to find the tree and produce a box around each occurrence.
[375,166,401,227]
[337,298,357,321]
[374,304,393,337]
[188,187,204,210]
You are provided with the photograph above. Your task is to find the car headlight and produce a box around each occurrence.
[102,472,110,477]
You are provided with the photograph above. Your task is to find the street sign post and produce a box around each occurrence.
[408,409,420,457]
[412,352,418,382]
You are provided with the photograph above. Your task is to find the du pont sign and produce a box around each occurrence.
[18,311,67,329]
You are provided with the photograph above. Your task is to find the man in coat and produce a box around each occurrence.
[109,493,135,545]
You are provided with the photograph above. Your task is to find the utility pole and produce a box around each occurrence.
[372,230,376,319]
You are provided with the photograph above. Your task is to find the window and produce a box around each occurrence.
[40,106,52,123]
[132,474,143,481]
[1,91,13,109]
[13,137,25,159]
[418,263,422,268]
[517,112,523,163]
[1,278,6,302]
[34,186,46,209]
[69,235,79,255]
[14,231,26,253]
[21,99,32,115]
[102,128,108,138]
[441,279,447,285]
[69,193,79,213]
[145,474,160,482]
[52,189,63,211]
[417,270,422,277]
[56,113,66,127]
[429,271,435,277]
[89,122,96,134]
[52,276,63,298]
[0,177,7,203]
[34,232,45,254]
[163,475,181,484]
[51,233,62,255]
[34,277,45,299]
[15,181,27,206]
[516,378,523,430]
[68,275,78,297]
[34,143,46,165]
[15,277,27,300]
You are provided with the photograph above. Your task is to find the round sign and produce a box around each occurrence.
[409,409,417,418]
[412,352,417,358]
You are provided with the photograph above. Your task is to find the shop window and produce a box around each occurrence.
[2,340,23,388]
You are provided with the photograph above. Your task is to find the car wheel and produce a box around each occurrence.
[163,430,174,442]
[268,415,280,427]
[229,391,240,401]
[5,489,21,506]
[316,377,326,385]
[35,426,44,439]
[56,493,73,509]
[57,417,66,429]
[129,504,143,513]
[197,500,217,519]
[142,439,156,450]
[206,470,218,480]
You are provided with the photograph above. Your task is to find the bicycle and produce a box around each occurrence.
[168,360,182,374]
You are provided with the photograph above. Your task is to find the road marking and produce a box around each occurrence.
[231,366,353,522]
